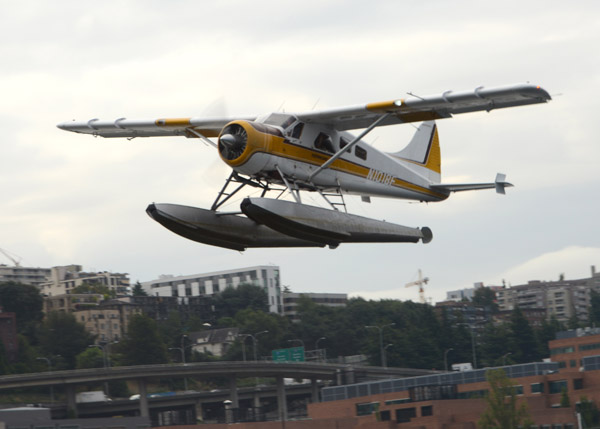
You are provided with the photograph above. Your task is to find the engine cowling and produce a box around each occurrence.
[217,120,284,174]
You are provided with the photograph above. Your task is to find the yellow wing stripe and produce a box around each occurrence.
[155,118,192,127]
[366,100,398,112]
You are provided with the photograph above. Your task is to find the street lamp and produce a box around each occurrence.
[315,337,326,362]
[250,331,269,362]
[365,323,395,367]
[384,343,394,367]
[502,352,512,366]
[88,344,112,396]
[105,341,118,368]
[444,348,454,372]
[458,323,477,369]
[88,344,107,368]
[169,335,189,391]
[238,334,252,362]
[36,357,54,402]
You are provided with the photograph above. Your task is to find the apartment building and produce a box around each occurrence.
[43,293,104,314]
[38,265,130,297]
[141,266,283,314]
[74,300,141,343]
[0,264,51,286]
[494,266,600,322]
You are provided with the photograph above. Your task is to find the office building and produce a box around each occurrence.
[142,266,283,314]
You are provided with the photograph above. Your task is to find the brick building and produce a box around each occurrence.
[548,328,600,370]
[0,309,17,362]
[307,360,595,428]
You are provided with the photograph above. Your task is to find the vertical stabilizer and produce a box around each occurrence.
[390,121,441,176]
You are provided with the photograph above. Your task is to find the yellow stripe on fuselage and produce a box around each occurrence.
[230,126,447,200]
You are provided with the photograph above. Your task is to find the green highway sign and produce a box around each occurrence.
[272,346,305,362]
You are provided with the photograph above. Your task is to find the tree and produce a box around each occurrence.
[76,347,105,369]
[131,282,147,297]
[509,307,540,363]
[589,290,600,326]
[0,342,11,375]
[72,281,115,299]
[478,369,533,429]
[213,284,269,319]
[118,314,169,366]
[472,287,499,313]
[536,316,562,358]
[0,281,44,335]
[38,311,96,369]
[560,387,571,408]
[479,323,512,367]
[578,396,600,428]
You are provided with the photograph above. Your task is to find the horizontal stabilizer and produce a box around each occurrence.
[431,173,513,194]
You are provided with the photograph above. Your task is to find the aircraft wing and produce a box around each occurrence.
[56,116,256,139]
[295,83,551,131]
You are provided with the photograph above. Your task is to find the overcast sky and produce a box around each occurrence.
[1,0,599,303]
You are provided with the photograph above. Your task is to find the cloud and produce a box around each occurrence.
[499,246,600,286]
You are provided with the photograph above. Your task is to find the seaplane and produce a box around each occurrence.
[57,83,551,251]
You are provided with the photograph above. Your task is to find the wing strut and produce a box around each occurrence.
[186,128,217,148]
[308,112,393,181]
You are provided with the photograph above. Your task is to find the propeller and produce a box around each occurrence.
[219,123,247,160]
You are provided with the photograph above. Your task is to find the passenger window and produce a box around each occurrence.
[291,122,304,139]
[340,137,351,153]
[314,132,335,154]
[355,145,367,160]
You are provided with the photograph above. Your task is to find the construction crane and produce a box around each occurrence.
[0,248,22,267]
[405,269,428,304]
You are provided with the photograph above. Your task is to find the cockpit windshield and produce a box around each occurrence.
[263,113,297,130]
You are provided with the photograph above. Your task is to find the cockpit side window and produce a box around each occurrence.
[291,122,304,139]
[314,132,335,154]
[264,113,297,130]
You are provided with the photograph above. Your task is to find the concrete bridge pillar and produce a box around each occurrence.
[65,385,77,417]
[138,379,149,418]
[276,376,287,421]
[345,367,355,384]
[311,378,319,403]
[229,375,239,408]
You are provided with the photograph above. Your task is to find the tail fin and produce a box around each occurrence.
[389,121,441,176]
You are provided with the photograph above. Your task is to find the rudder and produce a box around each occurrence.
[390,121,441,175]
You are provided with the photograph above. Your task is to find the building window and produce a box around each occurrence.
[549,380,568,394]
[550,346,574,355]
[573,379,583,390]
[421,405,433,417]
[531,383,544,394]
[356,402,379,416]
[395,408,416,423]
[379,410,391,421]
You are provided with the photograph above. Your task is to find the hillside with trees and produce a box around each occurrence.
[0,281,586,377]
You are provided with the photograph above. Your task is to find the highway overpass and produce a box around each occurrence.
[0,361,437,422]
